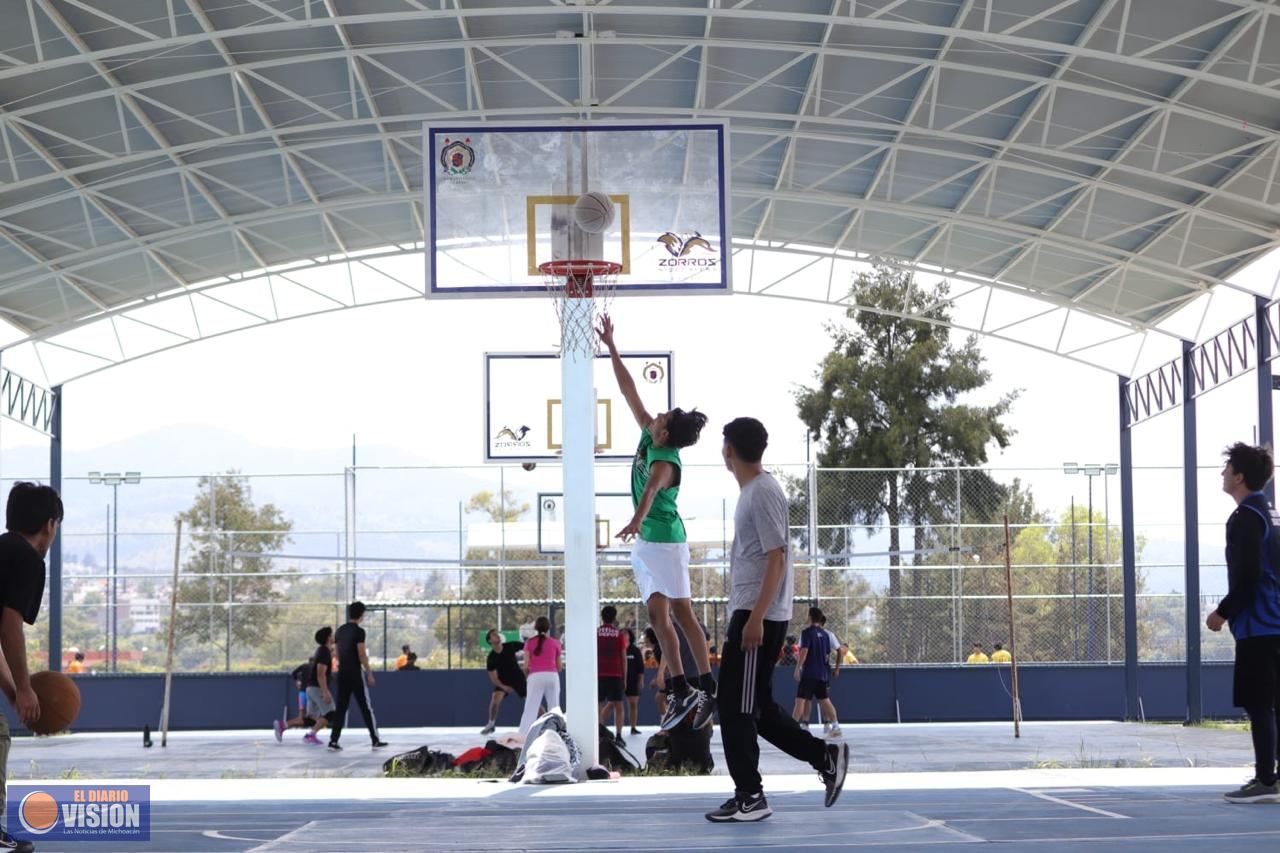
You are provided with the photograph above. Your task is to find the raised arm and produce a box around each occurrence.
[596,314,652,429]
[615,461,675,541]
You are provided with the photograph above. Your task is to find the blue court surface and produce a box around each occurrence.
[14,768,1279,852]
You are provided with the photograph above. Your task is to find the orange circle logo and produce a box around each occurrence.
[19,790,58,834]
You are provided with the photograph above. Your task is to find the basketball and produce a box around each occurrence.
[573,191,615,234]
[28,671,81,735]
[522,462,537,471]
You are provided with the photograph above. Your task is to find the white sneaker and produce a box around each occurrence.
[827,725,843,739]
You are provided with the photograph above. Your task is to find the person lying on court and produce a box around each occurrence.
[597,313,717,731]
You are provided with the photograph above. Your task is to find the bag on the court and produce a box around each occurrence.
[452,746,492,773]
[598,724,641,774]
[645,716,713,774]
[517,729,576,784]
[484,739,519,775]
[383,745,455,776]
[511,710,582,780]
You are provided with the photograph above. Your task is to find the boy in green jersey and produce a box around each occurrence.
[598,315,717,729]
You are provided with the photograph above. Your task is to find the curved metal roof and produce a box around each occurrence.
[0,0,1278,384]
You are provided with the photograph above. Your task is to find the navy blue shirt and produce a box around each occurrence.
[1219,492,1280,640]
[800,625,832,681]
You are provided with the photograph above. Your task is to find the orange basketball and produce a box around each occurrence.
[29,671,81,735]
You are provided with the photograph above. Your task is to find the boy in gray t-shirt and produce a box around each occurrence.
[704,417,849,824]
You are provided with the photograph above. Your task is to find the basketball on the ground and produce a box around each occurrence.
[573,191,615,234]
[522,462,537,471]
[28,671,81,735]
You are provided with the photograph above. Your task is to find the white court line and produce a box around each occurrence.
[1010,787,1128,819]
[11,767,1253,803]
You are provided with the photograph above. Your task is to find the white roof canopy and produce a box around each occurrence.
[0,0,1277,383]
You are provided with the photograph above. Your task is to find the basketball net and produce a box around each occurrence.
[540,260,621,359]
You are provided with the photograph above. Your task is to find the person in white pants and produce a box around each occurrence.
[519,616,563,736]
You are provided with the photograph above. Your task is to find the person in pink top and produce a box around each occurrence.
[518,616,563,736]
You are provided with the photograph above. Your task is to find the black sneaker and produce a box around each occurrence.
[372,740,389,749]
[1224,779,1280,803]
[705,792,772,823]
[0,829,34,852]
[327,742,342,751]
[691,689,717,730]
[660,687,702,731]
[615,735,626,748]
[820,741,850,807]
[630,727,641,735]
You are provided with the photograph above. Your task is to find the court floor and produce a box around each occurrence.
[6,723,1273,852]
[13,770,1280,852]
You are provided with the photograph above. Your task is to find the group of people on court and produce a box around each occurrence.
[273,601,388,752]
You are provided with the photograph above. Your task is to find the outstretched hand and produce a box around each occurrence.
[616,517,641,542]
[596,314,616,349]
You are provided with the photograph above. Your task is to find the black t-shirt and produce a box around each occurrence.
[0,532,46,625]
[335,622,365,679]
[626,645,644,686]
[308,645,333,687]
[486,640,525,688]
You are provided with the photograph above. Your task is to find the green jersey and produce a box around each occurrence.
[631,427,686,543]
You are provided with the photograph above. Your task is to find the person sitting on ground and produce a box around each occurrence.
[990,642,1012,664]
[965,642,989,664]
[395,644,413,670]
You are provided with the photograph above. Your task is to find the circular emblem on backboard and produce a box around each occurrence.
[440,137,475,176]
[643,361,665,383]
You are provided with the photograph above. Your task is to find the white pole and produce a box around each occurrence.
[561,283,599,772]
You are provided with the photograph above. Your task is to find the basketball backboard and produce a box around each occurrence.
[426,122,729,296]
[537,492,635,556]
[484,351,673,463]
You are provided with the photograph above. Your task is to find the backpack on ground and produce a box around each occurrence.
[511,710,582,782]
[598,724,641,774]
[645,714,713,774]
[383,745,455,776]
[516,728,576,784]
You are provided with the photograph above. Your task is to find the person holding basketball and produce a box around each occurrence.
[0,482,63,853]
[598,314,716,730]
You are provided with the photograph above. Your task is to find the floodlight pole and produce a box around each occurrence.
[1181,339,1202,724]
[1119,376,1139,719]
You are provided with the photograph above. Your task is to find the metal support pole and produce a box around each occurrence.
[1086,475,1094,661]
[1119,375,1139,718]
[48,386,63,672]
[1257,296,1275,504]
[1181,340,1202,724]
[807,460,818,604]
[111,482,119,672]
[1070,497,1078,660]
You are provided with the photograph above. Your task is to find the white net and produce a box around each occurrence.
[540,260,620,358]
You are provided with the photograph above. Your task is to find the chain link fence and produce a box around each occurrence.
[29,462,1225,672]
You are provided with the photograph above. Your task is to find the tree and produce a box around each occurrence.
[795,262,1018,661]
[172,472,292,671]
[466,489,529,522]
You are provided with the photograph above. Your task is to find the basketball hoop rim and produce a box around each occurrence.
[539,259,622,282]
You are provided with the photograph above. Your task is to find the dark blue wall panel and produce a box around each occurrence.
[2,664,1241,733]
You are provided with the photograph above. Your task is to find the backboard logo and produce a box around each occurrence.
[656,232,718,268]
[642,361,665,384]
[494,424,532,449]
[440,137,475,176]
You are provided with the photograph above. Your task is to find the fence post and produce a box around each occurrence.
[807,462,819,605]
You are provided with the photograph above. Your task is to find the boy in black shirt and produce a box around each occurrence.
[328,602,387,750]
[481,628,525,734]
[0,482,63,853]
[303,627,337,744]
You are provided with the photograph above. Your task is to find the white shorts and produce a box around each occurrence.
[631,539,692,602]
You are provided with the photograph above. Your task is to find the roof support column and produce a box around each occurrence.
[1257,296,1274,503]
[1181,340,1202,724]
[49,384,63,673]
[1119,374,1139,718]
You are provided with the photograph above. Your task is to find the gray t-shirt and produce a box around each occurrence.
[728,471,794,622]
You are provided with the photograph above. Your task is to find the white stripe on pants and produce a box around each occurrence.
[519,671,562,736]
